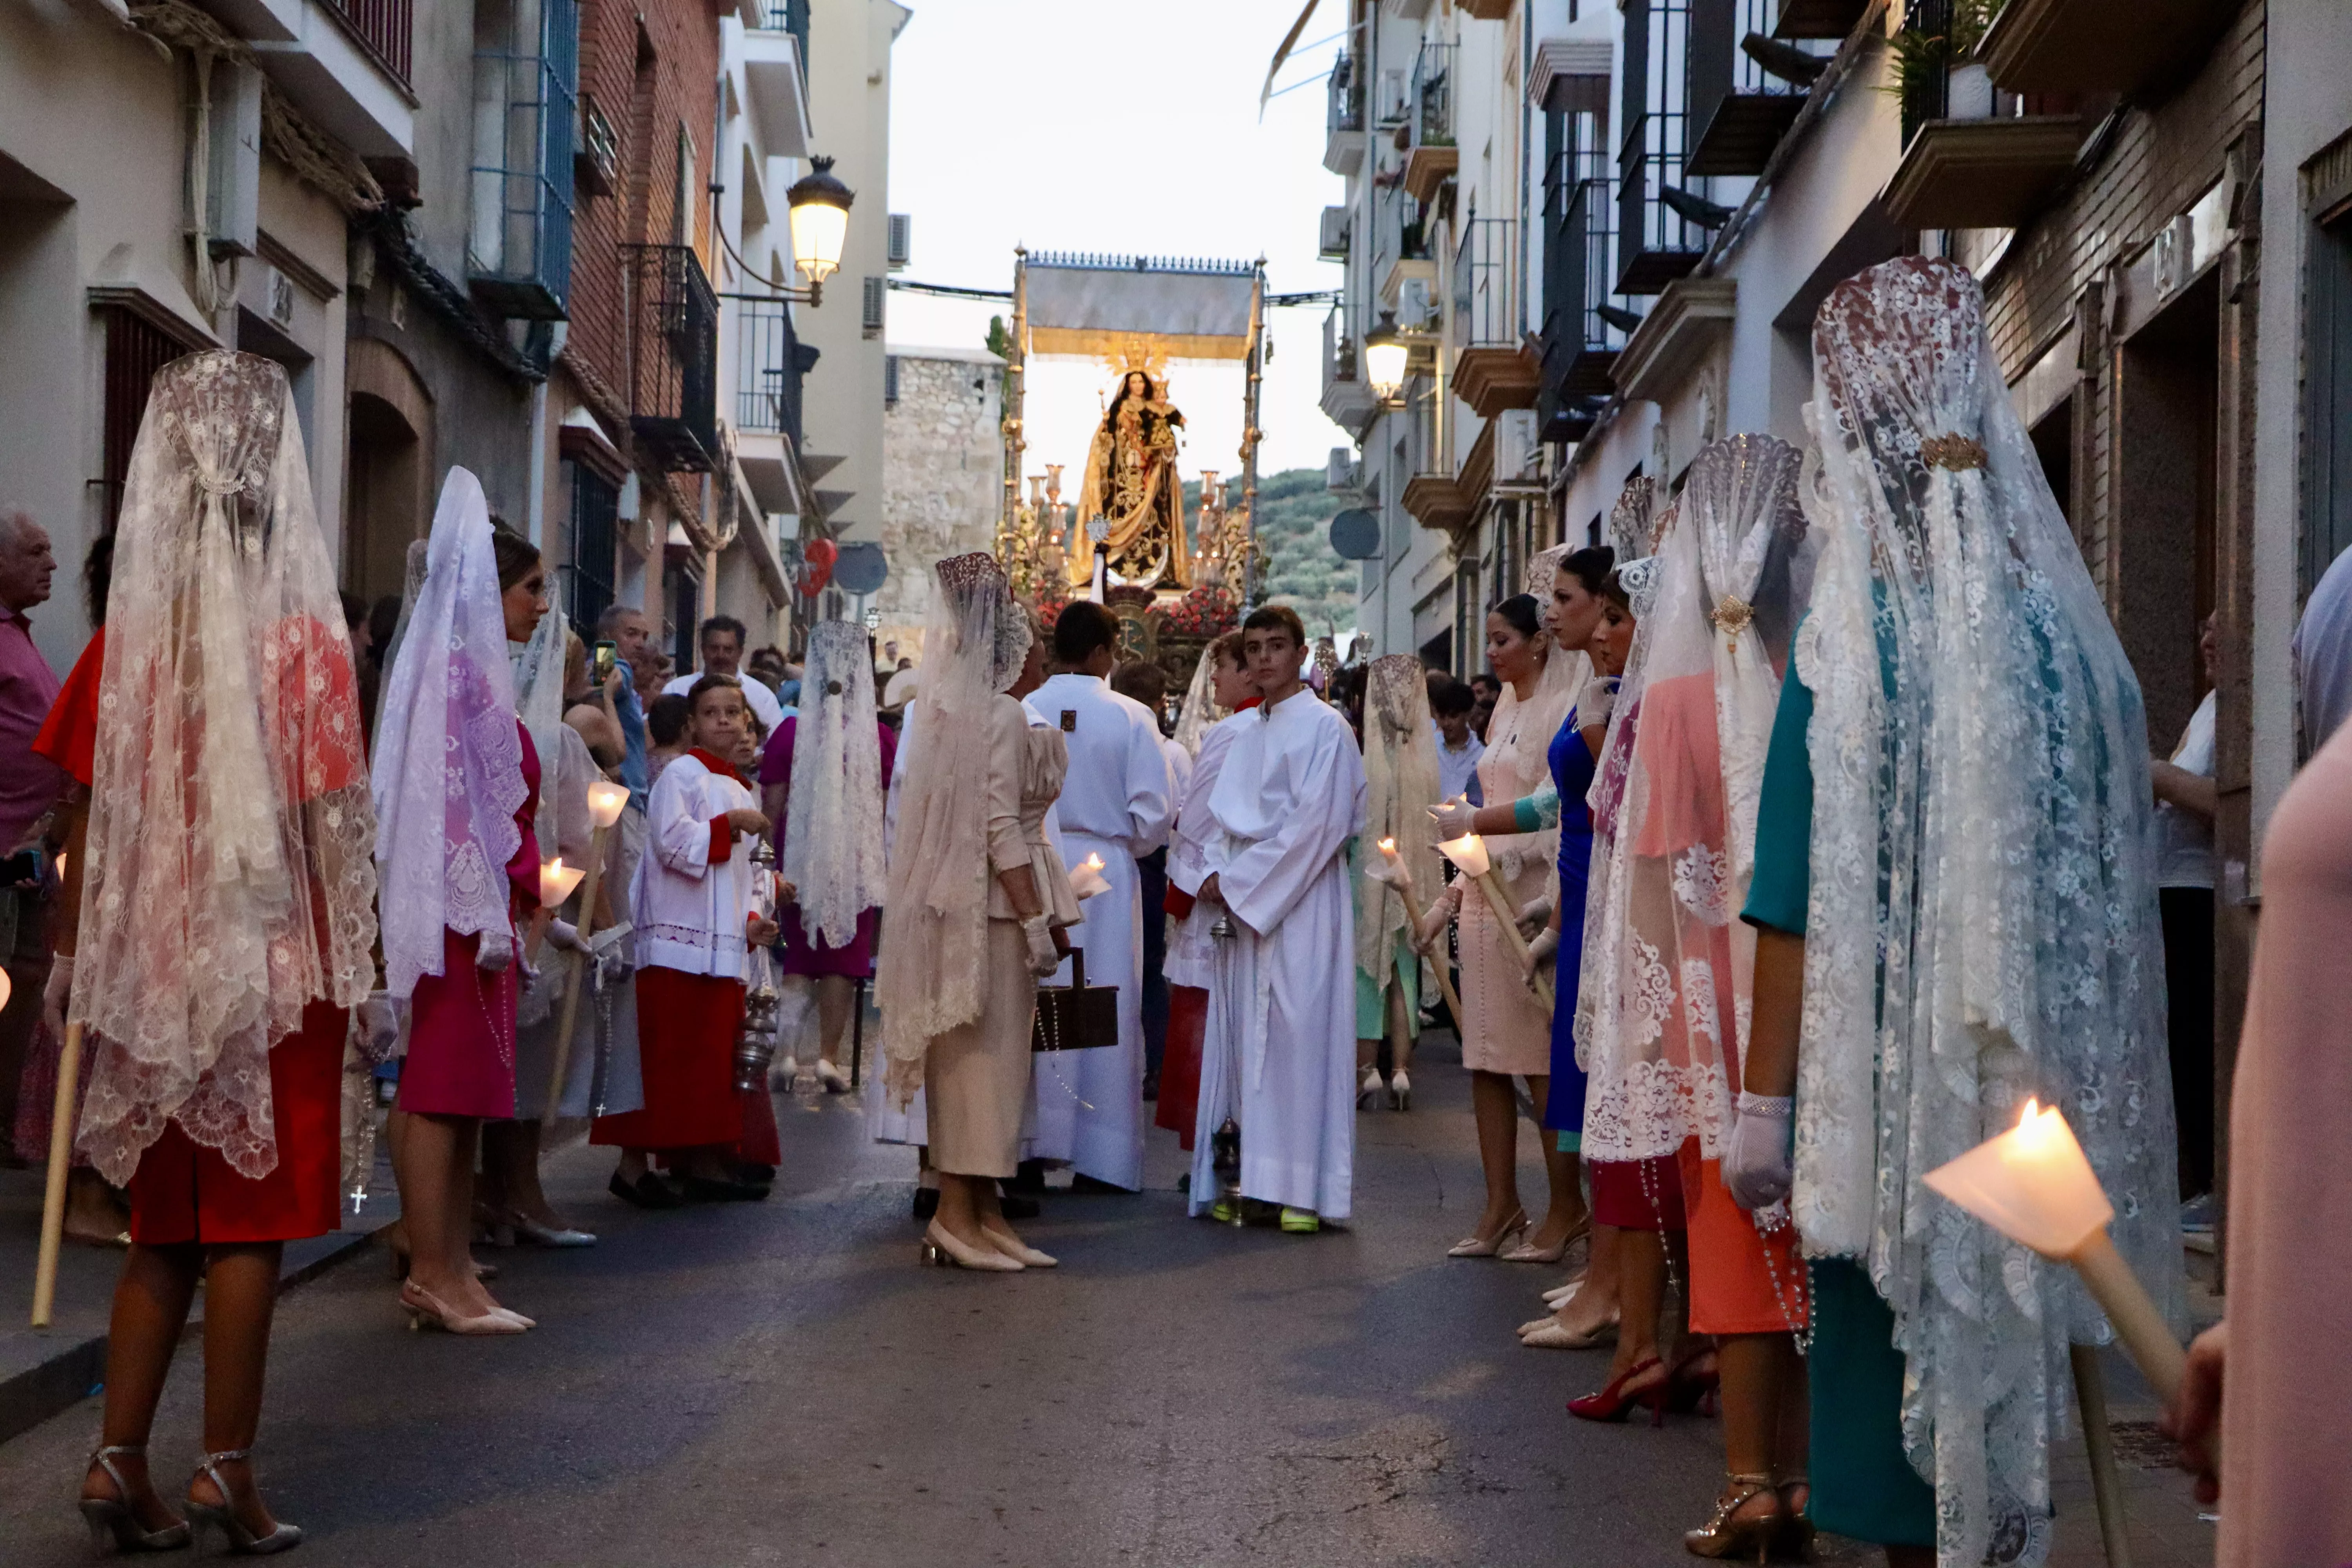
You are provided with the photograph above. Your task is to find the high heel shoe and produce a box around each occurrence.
[816,1058,852,1093]
[981,1227,1057,1268]
[920,1220,1024,1271]
[1666,1344,1722,1417]
[503,1208,597,1247]
[1681,1472,1782,1561]
[183,1450,301,1555]
[1358,1067,1385,1109]
[1446,1206,1527,1258]
[399,1279,531,1334]
[1567,1355,1668,1425]
[80,1445,191,1553]
[386,1237,498,1281]
[1388,1069,1411,1111]
[1519,1308,1620,1349]
[1499,1212,1589,1264]
[1774,1476,1815,1561]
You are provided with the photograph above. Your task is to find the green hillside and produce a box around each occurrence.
[1182,468,1357,637]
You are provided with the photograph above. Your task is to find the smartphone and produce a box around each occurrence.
[592,640,619,684]
[0,846,45,889]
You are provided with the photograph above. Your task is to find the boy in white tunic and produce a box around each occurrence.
[1024,601,1172,1192]
[1190,607,1367,1230]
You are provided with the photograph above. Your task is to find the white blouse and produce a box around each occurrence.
[631,750,760,978]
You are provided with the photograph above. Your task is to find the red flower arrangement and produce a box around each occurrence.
[1158,583,1238,639]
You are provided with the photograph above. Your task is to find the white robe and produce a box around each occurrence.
[1189,688,1366,1219]
[1023,672,1173,1191]
[1164,716,1244,991]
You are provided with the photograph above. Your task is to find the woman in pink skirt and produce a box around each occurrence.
[373,469,547,1334]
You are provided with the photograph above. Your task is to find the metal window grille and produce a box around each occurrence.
[884,354,899,407]
[468,0,576,319]
[734,294,811,443]
[623,242,719,471]
[97,308,194,531]
[1617,0,1710,293]
[861,275,886,338]
[562,461,618,631]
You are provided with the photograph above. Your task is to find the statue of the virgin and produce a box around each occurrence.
[1067,367,1189,590]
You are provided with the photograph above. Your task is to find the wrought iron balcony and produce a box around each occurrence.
[733,295,819,448]
[467,0,577,319]
[1453,217,1540,419]
[1982,0,2238,98]
[1541,160,1634,442]
[1617,0,1712,292]
[1884,0,2082,230]
[1325,50,1365,174]
[1686,0,1818,177]
[1403,41,1459,203]
[624,243,720,472]
[328,0,413,84]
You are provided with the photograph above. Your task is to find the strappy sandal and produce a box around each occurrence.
[80,1444,190,1553]
[185,1449,302,1555]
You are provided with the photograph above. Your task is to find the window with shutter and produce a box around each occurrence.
[862,275,886,338]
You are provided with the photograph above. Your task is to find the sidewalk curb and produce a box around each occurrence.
[0,1220,392,1446]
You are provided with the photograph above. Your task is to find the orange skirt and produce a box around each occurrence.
[128,1001,348,1247]
[1678,1141,1809,1335]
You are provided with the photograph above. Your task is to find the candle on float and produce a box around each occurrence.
[1925,1098,2187,1401]
[586,780,630,828]
[540,857,587,908]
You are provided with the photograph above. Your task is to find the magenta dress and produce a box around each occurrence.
[759,715,893,979]
[397,723,542,1119]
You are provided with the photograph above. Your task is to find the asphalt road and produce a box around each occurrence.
[0,1036,2200,1567]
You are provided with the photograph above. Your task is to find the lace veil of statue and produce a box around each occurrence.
[877,553,1033,1104]
[786,620,888,948]
[372,467,528,1000]
[1797,256,2181,1566]
[1579,436,1811,1174]
[1475,545,1581,883]
[72,350,379,1184]
[1171,640,1231,757]
[1356,653,1441,983]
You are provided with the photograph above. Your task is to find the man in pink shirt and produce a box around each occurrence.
[0,508,61,1156]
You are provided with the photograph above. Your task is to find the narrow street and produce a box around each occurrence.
[0,1038,2205,1567]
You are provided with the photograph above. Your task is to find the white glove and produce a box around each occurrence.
[476,931,515,973]
[1413,883,1462,954]
[1021,915,1061,979]
[1515,895,1553,941]
[42,952,73,1040]
[1428,797,1478,840]
[1722,1091,1795,1210]
[1522,925,1558,990]
[1576,675,1619,729]
[547,919,592,956]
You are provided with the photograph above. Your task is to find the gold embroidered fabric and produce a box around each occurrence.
[1920,433,1988,471]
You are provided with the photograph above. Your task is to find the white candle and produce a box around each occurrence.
[586,780,630,828]
[539,857,587,908]
[1436,831,1491,879]
[1924,1097,2113,1258]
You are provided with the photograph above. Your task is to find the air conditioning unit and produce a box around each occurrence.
[861,275,886,338]
[1398,275,1434,330]
[1326,446,1360,492]
[886,213,911,271]
[1495,409,1541,481]
[205,59,262,258]
[1318,205,1350,260]
[1376,69,1411,126]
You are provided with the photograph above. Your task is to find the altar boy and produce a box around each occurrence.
[1189,607,1366,1230]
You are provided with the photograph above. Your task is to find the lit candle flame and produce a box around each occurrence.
[540,857,587,907]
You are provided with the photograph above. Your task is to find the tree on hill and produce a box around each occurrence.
[1182,468,1356,638]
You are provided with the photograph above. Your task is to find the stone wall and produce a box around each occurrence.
[877,348,1005,657]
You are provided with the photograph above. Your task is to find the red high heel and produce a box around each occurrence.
[1567,1355,1667,1425]
[1667,1344,1722,1416]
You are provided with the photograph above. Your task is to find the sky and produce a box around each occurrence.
[883,0,1353,489]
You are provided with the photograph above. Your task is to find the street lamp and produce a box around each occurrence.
[785,155,855,304]
[1363,311,1409,403]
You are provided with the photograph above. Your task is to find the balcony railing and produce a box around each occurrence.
[733,295,817,448]
[1453,217,1519,348]
[1328,50,1363,136]
[1686,0,1818,176]
[328,0,413,84]
[624,243,720,472]
[1542,111,1635,440]
[1411,41,1455,148]
[761,0,811,63]
[468,0,577,320]
[1617,0,1711,293]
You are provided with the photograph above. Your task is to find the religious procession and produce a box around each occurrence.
[2,0,2350,1565]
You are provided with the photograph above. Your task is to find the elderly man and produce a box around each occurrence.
[0,509,60,1155]
[598,603,657,809]
[664,613,784,732]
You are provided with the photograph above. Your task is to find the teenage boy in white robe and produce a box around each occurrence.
[1189,606,1367,1231]
[1025,601,1172,1192]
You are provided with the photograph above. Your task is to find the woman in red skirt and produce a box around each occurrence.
[47,352,380,1552]
[371,468,546,1335]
